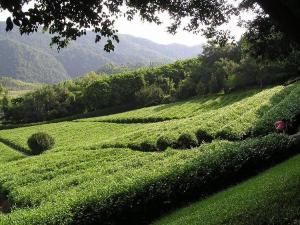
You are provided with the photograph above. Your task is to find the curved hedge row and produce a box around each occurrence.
[0,134,297,225]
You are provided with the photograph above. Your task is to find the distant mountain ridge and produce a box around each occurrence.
[0,22,203,83]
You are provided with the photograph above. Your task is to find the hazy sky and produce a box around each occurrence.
[0,4,253,46]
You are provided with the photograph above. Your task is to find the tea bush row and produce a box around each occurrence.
[153,153,300,225]
[0,134,296,224]
[96,117,176,124]
[138,129,238,152]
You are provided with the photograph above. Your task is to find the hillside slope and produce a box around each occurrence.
[153,153,300,225]
[0,83,299,224]
[0,39,69,83]
[0,22,202,81]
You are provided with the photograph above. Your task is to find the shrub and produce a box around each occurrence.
[140,140,157,152]
[27,132,55,155]
[156,136,176,151]
[176,133,198,149]
[215,130,240,141]
[196,129,213,143]
[68,134,295,224]
[135,85,165,107]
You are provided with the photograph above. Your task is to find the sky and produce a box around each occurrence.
[0,3,254,46]
[114,13,248,46]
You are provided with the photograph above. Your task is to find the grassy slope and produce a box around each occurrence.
[0,135,295,224]
[0,143,24,163]
[0,83,299,224]
[153,153,300,225]
[1,83,300,153]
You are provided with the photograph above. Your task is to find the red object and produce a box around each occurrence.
[275,121,286,132]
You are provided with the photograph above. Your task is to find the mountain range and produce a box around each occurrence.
[0,22,203,83]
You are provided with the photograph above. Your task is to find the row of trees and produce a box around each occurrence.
[1,60,195,123]
[2,23,300,123]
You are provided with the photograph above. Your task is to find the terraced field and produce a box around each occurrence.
[0,82,299,224]
[1,83,300,152]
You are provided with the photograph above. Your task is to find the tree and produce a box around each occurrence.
[83,80,112,110]
[0,84,4,95]
[135,84,165,106]
[1,0,299,51]
[242,14,299,61]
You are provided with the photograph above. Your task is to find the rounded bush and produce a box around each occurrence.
[156,136,175,151]
[27,132,55,155]
[196,129,213,143]
[176,133,198,149]
[215,130,239,141]
[140,140,157,152]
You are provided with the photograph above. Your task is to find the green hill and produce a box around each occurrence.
[0,82,299,224]
[0,39,69,83]
[0,22,202,82]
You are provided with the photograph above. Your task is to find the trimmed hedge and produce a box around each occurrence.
[195,129,213,143]
[176,133,198,149]
[27,132,55,155]
[156,136,176,151]
[97,117,175,124]
[140,140,157,152]
[153,154,300,225]
[215,130,240,141]
[252,83,300,136]
[0,134,297,225]
[71,134,297,224]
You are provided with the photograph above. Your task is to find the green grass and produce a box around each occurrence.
[1,83,299,153]
[0,83,299,224]
[153,153,300,225]
[0,134,295,224]
[0,143,24,163]
[79,88,275,121]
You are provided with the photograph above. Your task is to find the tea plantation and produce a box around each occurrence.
[0,82,299,224]
[153,153,300,225]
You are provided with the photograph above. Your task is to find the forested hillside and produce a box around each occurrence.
[0,22,202,83]
[2,36,299,124]
[0,39,69,83]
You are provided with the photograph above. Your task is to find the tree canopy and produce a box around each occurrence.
[1,0,299,51]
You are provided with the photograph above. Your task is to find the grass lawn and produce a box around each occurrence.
[153,153,300,225]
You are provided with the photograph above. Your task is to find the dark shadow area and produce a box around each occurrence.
[75,117,178,124]
[0,197,11,214]
[0,138,29,156]
[0,104,137,131]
